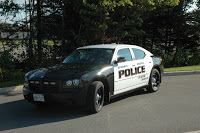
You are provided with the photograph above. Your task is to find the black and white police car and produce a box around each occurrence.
[23,44,164,113]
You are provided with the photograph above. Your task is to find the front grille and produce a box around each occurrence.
[29,80,61,92]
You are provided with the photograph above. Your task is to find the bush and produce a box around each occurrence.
[163,49,200,68]
[163,54,173,68]
[0,50,15,71]
[188,54,200,66]
[0,50,25,81]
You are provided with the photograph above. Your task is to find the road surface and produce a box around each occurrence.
[0,74,200,133]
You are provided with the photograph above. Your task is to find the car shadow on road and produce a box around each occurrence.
[0,89,149,131]
[0,99,91,131]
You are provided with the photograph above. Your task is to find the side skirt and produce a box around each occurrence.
[110,85,148,100]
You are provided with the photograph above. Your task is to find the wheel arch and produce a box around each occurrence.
[152,65,162,83]
[92,76,110,102]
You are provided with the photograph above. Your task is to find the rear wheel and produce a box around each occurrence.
[88,81,104,113]
[146,68,160,93]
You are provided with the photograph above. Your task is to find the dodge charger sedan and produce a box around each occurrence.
[23,44,164,113]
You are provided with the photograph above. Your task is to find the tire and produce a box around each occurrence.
[88,81,104,113]
[146,68,160,93]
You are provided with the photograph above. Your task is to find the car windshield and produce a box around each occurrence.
[63,48,114,65]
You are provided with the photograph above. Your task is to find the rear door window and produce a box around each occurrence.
[117,48,132,61]
[132,48,145,60]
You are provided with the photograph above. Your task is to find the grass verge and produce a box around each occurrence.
[165,65,200,72]
[0,80,24,88]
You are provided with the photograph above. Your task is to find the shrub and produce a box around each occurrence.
[0,50,25,81]
[0,50,15,71]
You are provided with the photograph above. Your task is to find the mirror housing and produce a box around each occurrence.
[114,57,126,64]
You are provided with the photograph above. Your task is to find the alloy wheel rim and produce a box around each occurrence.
[96,87,103,108]
[152,72,159,91]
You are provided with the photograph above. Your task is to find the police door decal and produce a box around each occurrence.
[118,66,145,79]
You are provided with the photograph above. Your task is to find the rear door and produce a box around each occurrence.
[131,48,153,86]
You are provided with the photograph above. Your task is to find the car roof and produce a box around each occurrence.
[78,43,141,49]
[77,43,153,56]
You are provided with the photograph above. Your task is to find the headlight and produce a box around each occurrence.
[73,79,80,86]
[66,80,72,86]
[65,79,83,88]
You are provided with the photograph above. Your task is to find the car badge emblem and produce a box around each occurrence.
[40,76,44,79]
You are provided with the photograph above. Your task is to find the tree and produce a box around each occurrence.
[75,0,180,46]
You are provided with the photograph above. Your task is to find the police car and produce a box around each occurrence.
[23,44,163,113]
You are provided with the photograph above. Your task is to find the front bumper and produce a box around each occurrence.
[23,86,89,106]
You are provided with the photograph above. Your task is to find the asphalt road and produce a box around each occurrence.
[1,74,200,133]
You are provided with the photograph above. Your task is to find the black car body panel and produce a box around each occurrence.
[24,63,114,106]
[152,56,164,83]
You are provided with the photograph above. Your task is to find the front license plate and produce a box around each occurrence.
[33,94,45,102]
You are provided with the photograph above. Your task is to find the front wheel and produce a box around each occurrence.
[88,81,104,113]
[146,68,160,93]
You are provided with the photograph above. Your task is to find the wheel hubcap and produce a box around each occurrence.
[96,88,103,108]
[152,72,159,91]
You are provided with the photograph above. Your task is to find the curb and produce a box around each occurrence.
[0,85,23,94]
[164,70,200,76]
[185,130,200,133]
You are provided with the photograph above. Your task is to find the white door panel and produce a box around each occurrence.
[114,61,146,95]
[114,61,136,93]
[114,81,147,95]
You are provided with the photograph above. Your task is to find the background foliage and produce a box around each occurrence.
[0,0,200,81]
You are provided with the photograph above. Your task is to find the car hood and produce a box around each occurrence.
[28,63,108,81]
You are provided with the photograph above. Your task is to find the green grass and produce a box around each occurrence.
[0,40,62,46]
[164,65,200,72]
[0,80,24,88]
[0,41,21,46]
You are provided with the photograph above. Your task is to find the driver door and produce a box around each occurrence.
[113,48,138,95]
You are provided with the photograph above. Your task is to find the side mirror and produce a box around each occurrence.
[114,57,126,64]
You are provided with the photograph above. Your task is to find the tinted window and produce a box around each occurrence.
[63,49,114,65]
[117,48,132,61]
[132,48,145,60]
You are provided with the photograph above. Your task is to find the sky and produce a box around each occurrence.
[0,0,27,23]
[0,0,27,4]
